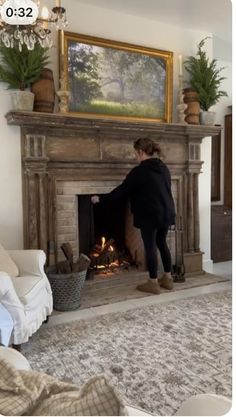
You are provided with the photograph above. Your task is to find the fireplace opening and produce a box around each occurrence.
[78,195,137,277]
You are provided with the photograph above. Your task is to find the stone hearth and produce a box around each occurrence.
[6,111,221,275]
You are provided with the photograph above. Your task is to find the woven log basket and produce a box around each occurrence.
[46,267,87,311]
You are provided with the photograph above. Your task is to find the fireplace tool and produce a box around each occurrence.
[171,217,185,282]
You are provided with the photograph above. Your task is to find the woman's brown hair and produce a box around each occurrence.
[133,137,162,157]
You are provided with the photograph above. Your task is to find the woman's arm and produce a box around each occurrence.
[92,167,138,205]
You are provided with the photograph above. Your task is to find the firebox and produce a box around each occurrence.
[78,194,142,276]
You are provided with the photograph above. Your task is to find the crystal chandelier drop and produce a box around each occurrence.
[0,1,68,50]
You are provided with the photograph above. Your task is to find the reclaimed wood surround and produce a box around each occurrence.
[6,111,222,274]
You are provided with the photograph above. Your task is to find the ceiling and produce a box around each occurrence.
[75,0,232,43]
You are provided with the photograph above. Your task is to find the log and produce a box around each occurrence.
[61,242,74,261]
[56,260,72,274]
[60,242,74,272]
[72,253,91,272]
[95,249,117,266]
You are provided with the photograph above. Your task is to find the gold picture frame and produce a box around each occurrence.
[61,32,173,122]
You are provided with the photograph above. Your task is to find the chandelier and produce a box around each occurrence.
[0,0,68,50]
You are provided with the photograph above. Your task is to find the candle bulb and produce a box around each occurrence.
[56,0,61,7]
[61,29,65,56]
[179,55,183,76]
[41,6,49,30]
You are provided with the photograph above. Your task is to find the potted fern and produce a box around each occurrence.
[184,37,228,125]
[0,44,49,111]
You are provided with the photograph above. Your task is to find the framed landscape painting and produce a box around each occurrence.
[61,32,173,122]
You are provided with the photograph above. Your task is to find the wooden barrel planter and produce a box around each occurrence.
[31,68,55,113]
[183,88,200,125]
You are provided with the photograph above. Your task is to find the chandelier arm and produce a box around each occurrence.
[0,2,67,49]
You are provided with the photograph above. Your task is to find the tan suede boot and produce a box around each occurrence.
[136,280,161,294]
[158,273,174,290]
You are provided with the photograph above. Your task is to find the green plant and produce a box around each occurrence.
[184,37,228,111]
[0,44,49,90]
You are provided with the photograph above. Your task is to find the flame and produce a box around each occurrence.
[109,260,119,267]
[101,236,106,250]
[93,236,131,275]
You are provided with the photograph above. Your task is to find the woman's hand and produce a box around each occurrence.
[91,195,100,204]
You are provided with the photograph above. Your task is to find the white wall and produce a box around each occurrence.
[0,0,232,270]
[0,91,23,249]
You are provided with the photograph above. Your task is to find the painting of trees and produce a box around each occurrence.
[68,42,101,109]
[66,35,172,122]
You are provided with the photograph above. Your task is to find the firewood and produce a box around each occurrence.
[94,244,102,252]
[72,253,91,272]
[56,260,72,274]
[61,242,74,262]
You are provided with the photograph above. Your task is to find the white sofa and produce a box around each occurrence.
[0,304,13,346]
[0,246,53,346]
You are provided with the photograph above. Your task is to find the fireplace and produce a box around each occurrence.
[57,181,147,276]
[6,111,222,276]
[78,194,127,258]
[78,194,135,276]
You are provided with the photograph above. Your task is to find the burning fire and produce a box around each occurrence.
[89,236,131,276]
[101,236,114,252]
[101,236,106,250]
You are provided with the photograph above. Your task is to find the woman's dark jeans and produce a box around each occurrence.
[140,225,172,279]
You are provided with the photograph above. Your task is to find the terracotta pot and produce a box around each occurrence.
[31,68,55,113]
[183,88,200,125]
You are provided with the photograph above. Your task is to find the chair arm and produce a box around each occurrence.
[0,347,31,370]
[126,406,153,415]
[0,272,28,344]
[7,250,46,277]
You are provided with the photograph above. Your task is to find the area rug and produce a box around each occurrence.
[22,290,232,416]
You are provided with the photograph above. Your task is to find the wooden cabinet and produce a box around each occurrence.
[211,205,232,262]
[211,111,232,262]
[224,113,232,208]
[211,133,221,201]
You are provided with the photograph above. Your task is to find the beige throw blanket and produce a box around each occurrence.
[0,359,128,416]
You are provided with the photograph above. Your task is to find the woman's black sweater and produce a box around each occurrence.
[100,158,176,229]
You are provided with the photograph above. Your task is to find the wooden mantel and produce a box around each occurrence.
[6,111,221,138]
[5,111,222,275]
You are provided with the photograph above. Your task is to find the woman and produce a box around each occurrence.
[91,137,176,295]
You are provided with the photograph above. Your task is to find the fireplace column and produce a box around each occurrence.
[184,140,203,272]
[23,135,51,256]
[193,173,200,252]
[187,172,194,253]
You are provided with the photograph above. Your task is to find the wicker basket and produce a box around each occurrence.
[46,267,87,311]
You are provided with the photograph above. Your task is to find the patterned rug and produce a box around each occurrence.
[22,290,232,416]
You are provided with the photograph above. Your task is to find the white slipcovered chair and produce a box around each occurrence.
[0,244,53,346]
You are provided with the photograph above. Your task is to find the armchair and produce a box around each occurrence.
[0,247,53,346]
